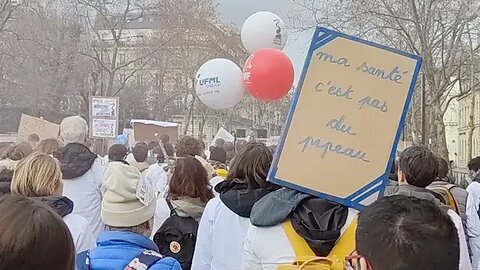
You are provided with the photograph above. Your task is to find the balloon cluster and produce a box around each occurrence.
[195,12,295,110]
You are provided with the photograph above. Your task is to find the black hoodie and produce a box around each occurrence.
[54,143,97,179]
[35,196,74,217]
[250,188,348,257]
[215,179,281,218]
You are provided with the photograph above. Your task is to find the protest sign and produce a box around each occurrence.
[210,127,234,146]
[17,114,59,142]
[89,96,119,139]
[269,27,422,209]
[131,119,179,144]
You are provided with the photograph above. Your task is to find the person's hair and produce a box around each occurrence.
[223,141,234,152]
[27,133,40,143]
[34,138,62,155]
[108,144,128,162]
[0,194,75,270]
[168,156,214,203]
[437,157,450,180]
[357,195,459,270]
[60,115,88,144]
[215,138,225,148]
[176,136,203,157]
[398,145,438,188]
[105,220,150,235]
[1,142,33,161]
[210,147,227,163]
[11,152,62,197]
[468,157,480,172]
[160,134,170,143]
[227,142,273,188]
[132,142,148,163]
[147,141,159,151]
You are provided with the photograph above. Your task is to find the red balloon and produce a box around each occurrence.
[243,48,294,101]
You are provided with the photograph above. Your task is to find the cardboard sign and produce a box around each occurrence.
[131,119,179,144]
[210,127,234,146]
[269,27,422,209]
[17,114,59,142]
[89,96,119,139]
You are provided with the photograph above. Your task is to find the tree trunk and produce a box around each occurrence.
[183,94,195,136]
[432,102,449,161]
[467,93,476,160]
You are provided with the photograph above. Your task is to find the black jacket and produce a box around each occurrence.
[54,143,97,179]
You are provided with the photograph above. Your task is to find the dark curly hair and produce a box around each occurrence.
[176,136,203,158]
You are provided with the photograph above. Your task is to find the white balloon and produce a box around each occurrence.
[241,11,288,53]
[195,58,244,110]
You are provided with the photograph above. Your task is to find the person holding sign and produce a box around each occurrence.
[192,143,281,270]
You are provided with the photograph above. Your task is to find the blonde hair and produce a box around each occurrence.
[35,138,62,155]
[11,152,62,197]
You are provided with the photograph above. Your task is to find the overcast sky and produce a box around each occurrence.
[215,0,314,82]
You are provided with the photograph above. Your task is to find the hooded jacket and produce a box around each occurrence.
[152,196,207,238]
[241,188,357,270]
[191,180,280,270]
[394,185,472,270]
[37,196,96,253]
[54,143,108,237]
[77,231,181,270]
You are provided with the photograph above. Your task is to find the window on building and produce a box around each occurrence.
[119,53,125,64]
[138,17,144,22]
[149,17,154,23]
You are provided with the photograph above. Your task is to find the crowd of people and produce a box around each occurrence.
[2,114,480,270]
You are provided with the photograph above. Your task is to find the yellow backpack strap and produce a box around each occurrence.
[328,218,357,270]
[282,219,316,258]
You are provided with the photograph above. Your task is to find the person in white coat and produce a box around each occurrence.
[241,188,357,270]
[54,116,107,237]
[467,157,480,269]
[146,143,174,197]
[126,142,150,178]
[10,152,95,253]
[191,143,281,270]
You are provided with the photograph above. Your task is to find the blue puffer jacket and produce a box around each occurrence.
[77,231,181,270]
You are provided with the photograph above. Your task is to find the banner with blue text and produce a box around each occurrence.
[269,27,422,209]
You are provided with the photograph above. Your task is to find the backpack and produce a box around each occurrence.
[76,250,163,270]
[278,218,357,270]
[427,184,460,214]
[153,200,198,270]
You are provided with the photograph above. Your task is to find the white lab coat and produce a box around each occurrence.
[146,162,168,197]
[241,208,470,270]
[62,158,107,237]
[191,197,251,270]
[241,209,357,270]
[468,181,480,269]
[63,213,96,253]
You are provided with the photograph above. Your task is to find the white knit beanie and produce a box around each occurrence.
[60,116,88,144]
[101,162,156,227]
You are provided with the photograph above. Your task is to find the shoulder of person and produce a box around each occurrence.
[149,256,182,270]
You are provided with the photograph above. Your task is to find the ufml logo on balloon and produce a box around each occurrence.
[197,75,221,89]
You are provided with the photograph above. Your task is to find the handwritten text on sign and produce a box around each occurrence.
[272,30,420,201]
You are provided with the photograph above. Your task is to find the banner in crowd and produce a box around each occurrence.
[210,127,234,146]
[269,27,422,209]
[17,114,59,142]
[89,97,119,138]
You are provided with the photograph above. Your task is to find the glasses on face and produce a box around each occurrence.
[345,253,373,270]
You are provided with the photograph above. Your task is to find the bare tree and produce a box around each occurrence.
[290,0,480,159]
